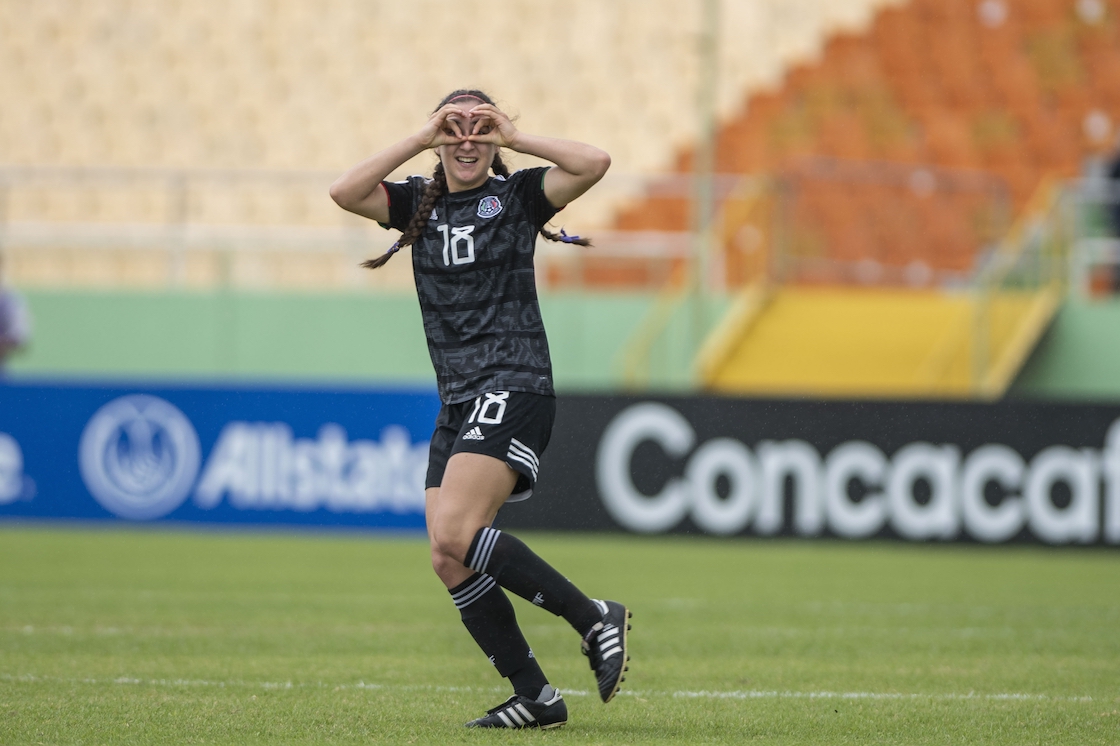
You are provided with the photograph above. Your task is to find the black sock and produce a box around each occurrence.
[465,527,604,637]
[448,572,548,700]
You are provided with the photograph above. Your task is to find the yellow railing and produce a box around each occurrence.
[918,178,1068,399]
[617,176,773,389]
[618,264,692,390]
[972,179,1067,397]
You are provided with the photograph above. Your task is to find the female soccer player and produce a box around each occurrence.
[330,90,630,730]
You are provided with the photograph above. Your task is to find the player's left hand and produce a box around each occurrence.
[464,103,519,149]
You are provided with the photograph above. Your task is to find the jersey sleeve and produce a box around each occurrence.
[380,177,423,232]
[508,167,561,231]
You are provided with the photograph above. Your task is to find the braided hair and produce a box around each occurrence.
[362,89,590,270]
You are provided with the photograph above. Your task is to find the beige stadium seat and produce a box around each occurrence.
[1,0,902,290]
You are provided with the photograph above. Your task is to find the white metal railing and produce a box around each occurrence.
[8,165,1112,296]
[1071,237,1120,295]
[1068,175,1120,297]
[0,166,714,292]
[771,158,1014,288]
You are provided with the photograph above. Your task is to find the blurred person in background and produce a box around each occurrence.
[1108,133,1120,292]
[0,253,31,376]
[331,89,628,730]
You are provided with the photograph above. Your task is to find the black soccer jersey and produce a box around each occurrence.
[383,167,560,404]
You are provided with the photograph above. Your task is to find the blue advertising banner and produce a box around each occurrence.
[0,382,440,529]
[9,383,1119,545]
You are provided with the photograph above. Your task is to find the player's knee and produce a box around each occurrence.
[429,543,463,584]
[429,523,473,569]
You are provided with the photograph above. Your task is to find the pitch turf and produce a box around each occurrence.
[0,525,1117,744]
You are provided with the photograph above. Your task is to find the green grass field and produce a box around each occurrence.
[1,525,1117,745]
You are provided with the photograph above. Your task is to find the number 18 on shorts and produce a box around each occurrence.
[425,391,557,502]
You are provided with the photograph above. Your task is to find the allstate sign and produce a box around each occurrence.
[0,383,439,528]
[194,422,428,514]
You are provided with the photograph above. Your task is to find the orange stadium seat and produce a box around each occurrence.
[610,0,1118,288]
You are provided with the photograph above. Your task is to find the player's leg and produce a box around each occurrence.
[453,507,633,704]
[427,405,552,704]
[426,454,566,728]
[432,394,603,636]
[438,392,632,703]
[428,453,550,700]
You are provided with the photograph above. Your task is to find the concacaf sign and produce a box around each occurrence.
[502,396,1120,546]
[596,403,1119,544]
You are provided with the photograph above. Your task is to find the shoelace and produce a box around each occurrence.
[581,621,603,655]
[582,621,622,661]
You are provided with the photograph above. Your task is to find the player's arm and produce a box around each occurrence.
[466,104,611,208]
[329,105,468,222]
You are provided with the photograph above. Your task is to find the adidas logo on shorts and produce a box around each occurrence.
[463,426,485,441]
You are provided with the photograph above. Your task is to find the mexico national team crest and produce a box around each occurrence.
[477,195,502,219]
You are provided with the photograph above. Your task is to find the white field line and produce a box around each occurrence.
[0,674,1094,703]
[671,690,1095,703]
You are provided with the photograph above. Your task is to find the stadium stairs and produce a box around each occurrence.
[695,181,1066,399]
[696,284,1060,399]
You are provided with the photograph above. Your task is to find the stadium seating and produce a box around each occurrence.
[0,0,897,289]
[613,0,1120,288]
[5,0,1114,295]
[615,0,1116,396]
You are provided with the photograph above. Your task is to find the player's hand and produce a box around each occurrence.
[416,104,469,149]
[464,103,519,149]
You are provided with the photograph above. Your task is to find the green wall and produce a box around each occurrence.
[9,290,1118,400]
[1010,298,1120,402]
[6,290,657,391]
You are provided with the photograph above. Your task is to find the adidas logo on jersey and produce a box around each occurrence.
[463,426,485,441]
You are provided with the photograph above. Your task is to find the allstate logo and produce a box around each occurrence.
[79,395,202,520]
[477,195,502,218]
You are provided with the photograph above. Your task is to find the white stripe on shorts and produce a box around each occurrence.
[509,438,539,469]
[507,441,539,480]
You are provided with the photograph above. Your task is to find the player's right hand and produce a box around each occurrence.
[417,104,470,149]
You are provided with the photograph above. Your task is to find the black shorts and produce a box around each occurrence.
[426,391,556,502]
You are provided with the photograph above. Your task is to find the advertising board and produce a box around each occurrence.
[503,396,1120,545]
[0,382,439,529]
[4,385,1118,544]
